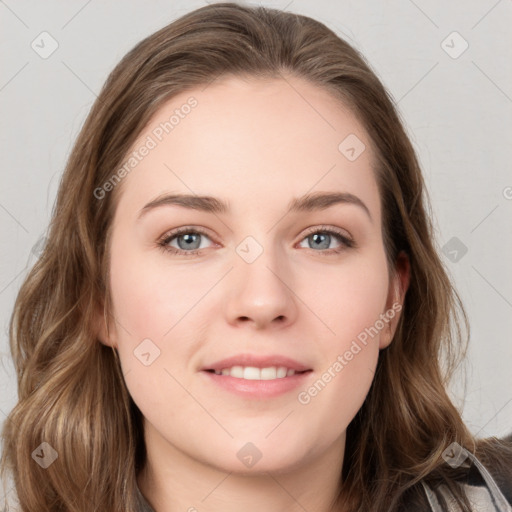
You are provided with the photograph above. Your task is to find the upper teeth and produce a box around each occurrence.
[213,366,297,380]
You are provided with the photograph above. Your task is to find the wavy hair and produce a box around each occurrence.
[2,3,510,511]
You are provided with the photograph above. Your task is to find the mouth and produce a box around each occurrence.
[201,353,312,377]
[203,367,312,380]
[200,354,313,398]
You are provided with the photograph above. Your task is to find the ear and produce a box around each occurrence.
[379,251,410,349]
[93,299,118,349]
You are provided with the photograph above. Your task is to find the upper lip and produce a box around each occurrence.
[202,354,312,372]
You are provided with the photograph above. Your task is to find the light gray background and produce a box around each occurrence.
[1,0,511,449]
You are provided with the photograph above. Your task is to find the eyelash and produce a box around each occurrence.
[157,225,355,257]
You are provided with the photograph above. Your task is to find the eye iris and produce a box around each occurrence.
[310,233,330,249]
[178,233,201,250]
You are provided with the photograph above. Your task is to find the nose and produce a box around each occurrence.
[224,245,298,330]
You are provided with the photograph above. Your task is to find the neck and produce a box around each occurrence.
[137,421,346,512]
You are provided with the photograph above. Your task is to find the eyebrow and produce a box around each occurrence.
[137,191,372,221]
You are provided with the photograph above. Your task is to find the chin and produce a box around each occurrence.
[214,453,307,476]
[207,437,312,475]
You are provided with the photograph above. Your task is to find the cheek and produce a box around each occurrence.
[299,250,389,398]
[108,237,211,343]
[107,235,220,402]
[296,262,387,434]
[337,263,389,338]
[107,243,204,419]
[306,249,391,345]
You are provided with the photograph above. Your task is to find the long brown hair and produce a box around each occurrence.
[2,3,510,511]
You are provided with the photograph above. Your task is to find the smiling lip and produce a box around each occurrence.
[201,354,311,372]
[200,353,313,399]
[201,370,312,399]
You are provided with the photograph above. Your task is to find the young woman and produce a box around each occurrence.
[1,3,511,511]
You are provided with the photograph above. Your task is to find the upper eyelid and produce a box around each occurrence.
[160,226,214,242]
[302,224,352,238]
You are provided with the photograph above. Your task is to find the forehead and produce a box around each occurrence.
[113,74,380,222]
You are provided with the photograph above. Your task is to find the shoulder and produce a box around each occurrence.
[472,432,512,505]
[401,433,512,512]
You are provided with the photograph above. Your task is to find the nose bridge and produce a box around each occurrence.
[224,231,297,327]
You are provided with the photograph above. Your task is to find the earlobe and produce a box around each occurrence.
[379,251,410,349]
[94,300,117,348]
[396,251,411,301]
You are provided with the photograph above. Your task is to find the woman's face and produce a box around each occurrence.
[97,74,408,474]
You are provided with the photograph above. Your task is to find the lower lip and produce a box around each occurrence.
[201,370,313,399]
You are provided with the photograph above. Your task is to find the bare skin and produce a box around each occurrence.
[96,74,409,512]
